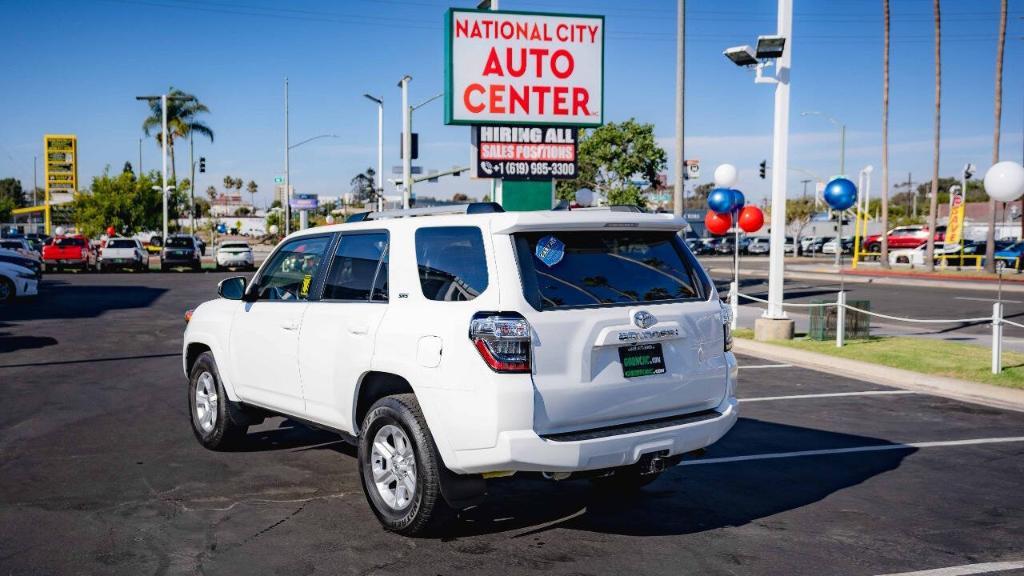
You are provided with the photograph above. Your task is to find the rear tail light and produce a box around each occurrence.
[720,301,733,352]
[469,313,531,373]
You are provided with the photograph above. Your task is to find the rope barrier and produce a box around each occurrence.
[734,291,993,324]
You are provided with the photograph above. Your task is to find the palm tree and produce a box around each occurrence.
[880,0,891,269]
[984,0,1008,273]
[222,175,234,197]
[924,0,941,272]
[206,185,218,202]
[246,180,258,208]
[141,88,213,184]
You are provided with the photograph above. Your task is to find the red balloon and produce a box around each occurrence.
[738,206,764,233]
[106,226,116,237]
[705,210,732,236]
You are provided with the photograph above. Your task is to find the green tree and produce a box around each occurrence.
[350,167,377,204]
[141,88,214,183]
[193,197,211,218]
[73,169,162,237]
[0,178,26,208]
[452,192,469,203]
[785,197,818,249]
[222,175,234,196]
[0,196,15,223]
[556,119,666,206]
[206,185,218,202]
[692,182,715,202]
[246,180,258,206]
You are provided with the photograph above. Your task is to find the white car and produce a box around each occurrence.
[99,238,149,272]
[0,260,39,302]
[888,242,961,266]
[0,237,39,260]
[215,241,255,271]
[746,237,769,254]
[182,204,738,535]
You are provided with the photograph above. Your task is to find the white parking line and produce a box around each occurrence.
[876,560,1024,576]
[738,363,794,369]
[740,390,918,402]
[679,436,1024,466]
[955,296,1023,304]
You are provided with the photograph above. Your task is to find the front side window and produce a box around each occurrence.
[322,232,388,301]
[253,236,330,301]
[514,231,704,310]
[415,227,488,302]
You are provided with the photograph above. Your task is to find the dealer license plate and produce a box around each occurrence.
[618,343,666,378]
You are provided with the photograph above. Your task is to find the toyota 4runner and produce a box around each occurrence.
[183,203,738,535]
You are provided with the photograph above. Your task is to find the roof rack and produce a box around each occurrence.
[346,202,504,222]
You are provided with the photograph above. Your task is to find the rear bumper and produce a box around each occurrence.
[449,396,738,474]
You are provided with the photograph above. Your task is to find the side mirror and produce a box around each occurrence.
[218,276,247,300]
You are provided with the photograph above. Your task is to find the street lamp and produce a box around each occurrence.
[363,94,384,211]
[398,75,412,209]
[722,0,793,337]
[288,134,339,230]
[137,93,194,243]
[801,111,846,175]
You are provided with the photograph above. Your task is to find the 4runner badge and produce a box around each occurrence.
[633,310,657,329]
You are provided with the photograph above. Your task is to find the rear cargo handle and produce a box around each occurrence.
[592,321,685,347]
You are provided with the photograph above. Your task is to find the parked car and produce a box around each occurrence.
[746,237,770,255]
[822,237,854,255]
[993,241,1024,271]
[863,226,946,254]
[42,235,97,272]
[0,260,39,303]
[215,241,255,271]
[183,204,738,535]
[783,236,801,255]
[0,237,39,259]
[714,237,749,255]
[99,238,149,272]
[888,242,964,266]
[24,233,48,254]
[803,236,833,255]
[0,247,43,279]
[144,235,163,255]
[161,235,203,272]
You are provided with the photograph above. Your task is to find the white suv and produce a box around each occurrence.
[182,203,738,535]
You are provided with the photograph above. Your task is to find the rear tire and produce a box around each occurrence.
[0,277,14,303]
[358,394,455,536]
[188,351,248,450]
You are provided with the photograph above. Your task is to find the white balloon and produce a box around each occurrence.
[575,188,595,207]
[54,226,66,236]
[268,224,279,235]
[714,164,739,188]
[325,214,335,224]
[984,161,1024,203]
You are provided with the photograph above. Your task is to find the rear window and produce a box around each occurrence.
[54,237,85,247]
[106,240,136,249]
[219,242,249,250]
[514,231,706,310]
[415,227,488,301]
[166,237,192,248]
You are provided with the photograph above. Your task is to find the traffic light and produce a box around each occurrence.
[759,160,767,179]
[199,157,206,173]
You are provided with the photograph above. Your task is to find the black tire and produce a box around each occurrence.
[0,277,14,303]
[160,263,168,272]
[188,351,249,450]
[358,394,455,536]
[590,464,663,492]
[192,262,202,273]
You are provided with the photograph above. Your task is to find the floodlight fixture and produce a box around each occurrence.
[723,45,758,67]
[756,35,786,59]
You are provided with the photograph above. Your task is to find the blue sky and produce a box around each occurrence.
[0,0,1021,207]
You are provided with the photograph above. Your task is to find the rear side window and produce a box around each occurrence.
[514,231,705,310]
[322,232,388,301]
[415,227,488,301]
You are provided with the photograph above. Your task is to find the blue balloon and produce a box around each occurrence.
[707,187,736,214]
[823,177,857,211]
[730,189,746,212]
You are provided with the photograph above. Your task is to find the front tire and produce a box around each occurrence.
[358,394,454,536]
[188,351,248,450]
[0,277,14,303]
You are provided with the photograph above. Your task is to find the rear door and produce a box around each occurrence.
[512,230,729,435]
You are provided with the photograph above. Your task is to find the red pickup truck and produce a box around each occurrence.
[42,235,98,272]
[863,225,946,253]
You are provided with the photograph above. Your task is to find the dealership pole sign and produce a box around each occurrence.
[444,9,604,127]
[472,125,577,180]
[44,134,78,195]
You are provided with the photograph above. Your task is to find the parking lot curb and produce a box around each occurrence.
[734,338,1024,413]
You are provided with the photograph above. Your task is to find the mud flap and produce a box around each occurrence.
[438,467,487,509]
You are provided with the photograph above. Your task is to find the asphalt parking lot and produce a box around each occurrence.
[2,272,1024,576]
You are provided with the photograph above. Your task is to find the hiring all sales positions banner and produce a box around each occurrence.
[471,125,578,180]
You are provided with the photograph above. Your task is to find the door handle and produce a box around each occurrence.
[348,324,369,335]
[281,321,300,331]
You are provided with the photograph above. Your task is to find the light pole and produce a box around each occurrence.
[137,93,194,243]
[674,0,685,217]
[801,111,846,175]
[284,78,291,236]
[398,75,412,209]
[363,94,384,211]
[288,134,339,230]
[722,0,792,334]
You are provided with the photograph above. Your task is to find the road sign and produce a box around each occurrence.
[289,193,318,210]
[444,9,605,127]
[274,176,284,184]
[391,166,423,175]
[471,125,577,180]
[685,159,700,180]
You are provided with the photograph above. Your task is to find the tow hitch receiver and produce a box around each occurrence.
[637,450,682,475]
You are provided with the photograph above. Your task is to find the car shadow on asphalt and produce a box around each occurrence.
[1,284,167,321]
[445,417,914,538]
[0,321,59,354]
[236,418,357,456]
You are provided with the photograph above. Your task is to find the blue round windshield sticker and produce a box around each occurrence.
[535,235,565,268]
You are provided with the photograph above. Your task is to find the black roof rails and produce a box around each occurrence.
[346,212,371,223]
[465,202,505,214]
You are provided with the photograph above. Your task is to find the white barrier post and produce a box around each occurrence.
[729,280,739,330]
[992,301,1003,374]
[836,291,846,347]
